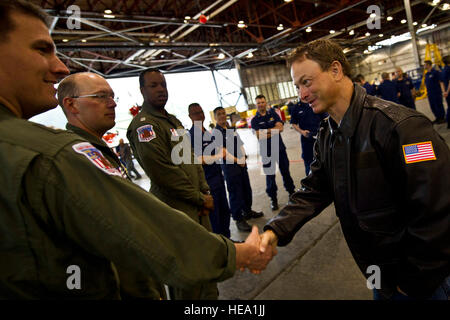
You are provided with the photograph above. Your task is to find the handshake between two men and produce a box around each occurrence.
[234,227,279,274]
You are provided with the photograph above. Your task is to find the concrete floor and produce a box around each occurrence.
[132,98,450,300]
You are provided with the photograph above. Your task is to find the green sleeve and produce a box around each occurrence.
[128,122,204,207]
[34,144,236,289]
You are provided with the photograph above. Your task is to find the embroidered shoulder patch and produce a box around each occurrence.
[137,124,156,142]
[72,142,122,177]
[402,141,436,164]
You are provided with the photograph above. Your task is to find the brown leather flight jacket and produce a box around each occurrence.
[265,85,450,299]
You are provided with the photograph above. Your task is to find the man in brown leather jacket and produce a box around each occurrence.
[261,39,450,300]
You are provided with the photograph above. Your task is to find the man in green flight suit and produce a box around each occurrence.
[127,69,221,299]
[57,72,166,300]
[0,0,275,299]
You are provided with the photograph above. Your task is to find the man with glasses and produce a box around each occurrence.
[58,72,163,299]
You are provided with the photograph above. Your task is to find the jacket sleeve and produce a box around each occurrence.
[34,145,236,290]
[383,115,450,298]
[264,129,334,246]
[128,121,204,207]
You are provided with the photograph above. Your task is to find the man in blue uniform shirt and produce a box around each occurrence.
[424,60,446,124]
[188,103,231,238]
[213,107,263,232]
[441,56,450,129]
[355,74,375,96]
[251,95,296,210]
[395,67,416,110]
[376,72,399,103]
[290,100,327,176]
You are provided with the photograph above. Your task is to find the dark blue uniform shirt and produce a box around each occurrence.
[189,126,223,186]
[250,108,286,151]
[290,101,327,137]
[377,79,399,103]
[363,82,376,96]
[212,125,244,177]
[395,77,415,109]
[425,69,442,94]
[441,65,449,90]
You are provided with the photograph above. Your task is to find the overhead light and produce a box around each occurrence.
[159,34,165,39]
[160,55,165,58]
[413,21,418,26]
[284,0,293,2]
[277,24,284,31]
[417,23,437,33]
[387,16,393,21]
[104,14,115,19]
[104,9,112,14]
[185,16,191,20]
[365,32,370,37]
[81,39,87,43]
[370,13,377,18]
[364,49,369,54]
[62,39,69,42]
[329,30,335,34]
[247,52,254,58]
[442,3,449,10]
[349,29,354,35]
[422,23,427,27]
[237,20,246,28]
[431,0,441,6]
[379,34,383,37]
[401,19,407,24]
[306,27,312,32]
[218,53,225,59]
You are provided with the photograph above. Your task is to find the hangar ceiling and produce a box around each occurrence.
[31,0,450,78]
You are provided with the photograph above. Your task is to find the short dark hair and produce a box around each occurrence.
[355,74,365,82]
[424,60,432,66]
[381,72,389,80]
[139,68,162,87]
[188,102,200,114]
[287,39,352,78]
[255,94,266,101]
[0,0,49,42]
[213,106,224,116]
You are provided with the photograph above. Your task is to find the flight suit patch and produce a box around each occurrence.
[402,141,436,164]
[137,124,156,142]
[72,142,123,177]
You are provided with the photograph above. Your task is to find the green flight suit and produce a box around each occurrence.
[0,105,235,299]
[127,102,217,300]
[66,123,165,300]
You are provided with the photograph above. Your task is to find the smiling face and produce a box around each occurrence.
[214,108,227,127]
[255,97,268,115]
[140,71,168,109]
[290,57,340,114]
[0,11,69,118]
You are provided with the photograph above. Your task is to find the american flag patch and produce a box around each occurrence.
[402,141,436,164]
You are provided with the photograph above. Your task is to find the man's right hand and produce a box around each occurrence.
[203,194,214,210]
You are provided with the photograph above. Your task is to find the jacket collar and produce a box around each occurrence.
[328,84,366,138]
[141,101,171,120]
[66,123,108,149]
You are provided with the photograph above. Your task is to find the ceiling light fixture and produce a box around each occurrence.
[365,32,370,37]
[330,30,335,34]
[81,39,87,43]
[237,20,246,28]
[247,52,254,58]
[442,3,449,10]
[387,16,393,21]
[379,34,383,37]
[104,9,112,14]
[349,29,354,35]
[306,26,312,32]
[218,53,225,59]
[104,14,115,19]
[401,19,407,24]
[62,39,69,42]
[413,21,418,26]
[277,24,284,31]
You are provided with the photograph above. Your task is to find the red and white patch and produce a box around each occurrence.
[72,142,123,177]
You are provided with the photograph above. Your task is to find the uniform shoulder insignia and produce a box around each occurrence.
[402,141,436,164]
[137,124,156,142]
[72,142,123,177]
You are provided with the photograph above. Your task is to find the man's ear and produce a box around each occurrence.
[330,61,344,80]
[63,97,79,115]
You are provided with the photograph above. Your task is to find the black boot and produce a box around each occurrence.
[270,197,279,210]
[243,209,263,220]
[236,219,251,232]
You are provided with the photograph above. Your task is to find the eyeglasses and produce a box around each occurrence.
[72,94,119,103]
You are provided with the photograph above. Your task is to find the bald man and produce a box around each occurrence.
[395,67,416,110]
[58,72,164,299]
